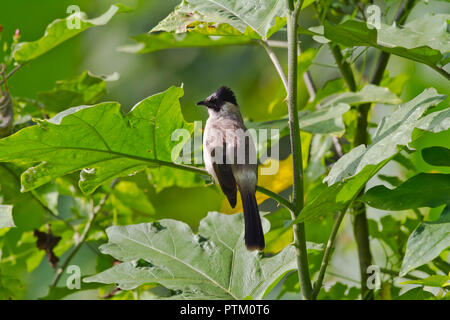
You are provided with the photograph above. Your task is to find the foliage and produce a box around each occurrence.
[0,0,448,301]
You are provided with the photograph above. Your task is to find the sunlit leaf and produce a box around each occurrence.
[13,4,132,63]
[37,71,110,113]
[324,89,446,186]
[152,0,288,39]
[401,275,450,288]
[0,205,15,229]
[316,14,450,71]
[0,86,195,194]
[294,88,447,223]
[84,212,322,299]
[401,206,450,276]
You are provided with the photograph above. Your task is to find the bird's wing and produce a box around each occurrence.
[210,145,237,208]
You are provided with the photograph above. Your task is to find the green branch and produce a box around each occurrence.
[285,0,313,300]
[312,208,347,299]
[51,179,118,287]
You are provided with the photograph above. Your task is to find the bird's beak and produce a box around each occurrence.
[197,100,206,106]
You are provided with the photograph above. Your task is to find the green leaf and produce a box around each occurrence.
[152,0,287,39]
[118,32,253,54]
[294,88,447,223]
[147,167,205,193]
[13,4,132,63]
[0,86,195,194]
[84,212,322,299]
[111,181,155,216]
[0,164,47,230]
[39,281,104,300]
[253,84,399,142]
[401,206,450,276]
[319,84,401,108]
[422,147,450,167]
[401,275,450,288]
[0,205,15,229]
[324,89,446,186]
[37,71,110,113]
[360,173,450,211]
[312,14,450,73]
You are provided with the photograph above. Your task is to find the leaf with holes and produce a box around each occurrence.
[84,212,322,299]
[152,0,289,39]
[0,86,196,195]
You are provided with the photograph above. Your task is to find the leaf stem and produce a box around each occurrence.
[256,185,294,212]
[259,40,288,92]
[50,179,118,287]
[286,0,313,300]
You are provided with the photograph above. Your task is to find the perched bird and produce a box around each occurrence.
[197,86,265,251]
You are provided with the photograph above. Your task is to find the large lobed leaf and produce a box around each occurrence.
[294,88,448,223]
[310,14,450,74]
[152,0,288,39]
[13,4,132,63]
[0,86,194,195]
[84,212,322,299]
[401,206,450,276]
[324,89,447,185]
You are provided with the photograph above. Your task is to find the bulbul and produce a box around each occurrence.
[197,86,265,251]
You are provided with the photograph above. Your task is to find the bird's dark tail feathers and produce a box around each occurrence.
[240,187,265,251]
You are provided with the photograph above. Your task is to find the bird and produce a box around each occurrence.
[197,86,265,251]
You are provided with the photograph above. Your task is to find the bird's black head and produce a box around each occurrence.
[197,86,237,111]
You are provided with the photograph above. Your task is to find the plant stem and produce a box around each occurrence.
[256,185,294,212]
[330,44,357,92]
[286,0,313,300]
[51,179,118,287]
[312,208,347,299]
[260,40,288,92]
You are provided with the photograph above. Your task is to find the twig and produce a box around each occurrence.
[256,186,294,212]
[312,208,347,299]
[259,40,288,92]
[50,179,118,287]
[0,64,25,86]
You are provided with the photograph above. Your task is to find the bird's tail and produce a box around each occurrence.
[239,186,265,251]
